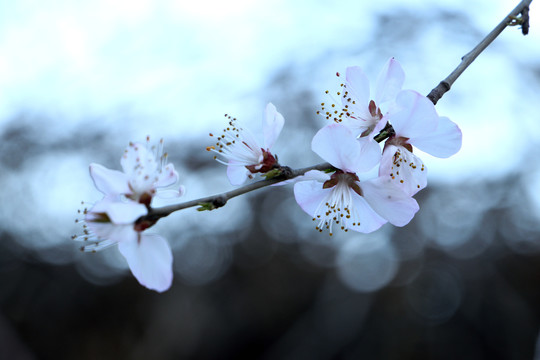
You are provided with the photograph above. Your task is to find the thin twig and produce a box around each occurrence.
[521,4,531,35]
[143,162,333,221]
[427,0,532,105]
[140,0,533,223]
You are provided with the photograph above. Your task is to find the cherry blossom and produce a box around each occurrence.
[319,58,405,167]
[294,124,419,235]
[90,137,181,205]
[208,102,284,185]
[339,58,404,136]
[74,138,182,292]
[74,196,173,292]
[380,90,462,195]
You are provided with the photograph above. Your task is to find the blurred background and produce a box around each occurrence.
[1,0,540,359]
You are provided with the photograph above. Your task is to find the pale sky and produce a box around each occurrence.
[0,1,538,178]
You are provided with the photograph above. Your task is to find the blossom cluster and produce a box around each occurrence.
[76,58,461,292]
[211,58,462,235]
[74,138,182,292]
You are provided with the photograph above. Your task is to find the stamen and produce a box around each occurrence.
[209,114,271,171]
[80,239,117,253]
[313,172,363,235]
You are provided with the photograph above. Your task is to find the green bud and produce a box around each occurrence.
[197,202,215,211]
[264,169,282,179]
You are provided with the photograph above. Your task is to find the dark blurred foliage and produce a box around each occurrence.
[2,178,540,360]
[2,6,540,360]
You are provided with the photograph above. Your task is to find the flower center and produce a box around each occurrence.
[245,149,278,173]
[125,137,169,199]
[313,171,364,235]
[385,145,425,189]
[359,100,383,136]
[317,71,383,136]
[323,171,363,196]
[208,114,264,166]
[386,136,413,152]
[134,217,157,232]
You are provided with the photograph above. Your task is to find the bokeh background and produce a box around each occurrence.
[1,0,540,359]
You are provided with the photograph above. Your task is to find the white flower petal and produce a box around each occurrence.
[297,169,332,183]
[312,124,379,173]
[89,163,131,195]
[107,201,148,224]
[338,115,370,136]
[86,220,138,244]
[347,192,387,233]
[106,225,139,244]
[273,169,330,187]
[410,116,462,158]
[344,66,370,107]
[373,57,405,105]
[118,233,173,293]
[372,116,388,135]
[227,161,250,186]
[263,102,285,150]
[387,90,438,139]
[356,137,383,173]
[155,189,182,199]
[121,142,155,176]
[361,177,419,226]
[178,185,186,197]
[238,127,262,156]
[155,164,179,188]
[379,145,427,196]
[294,174,389,234]
[87,195,118,214]
[294,179,331,217]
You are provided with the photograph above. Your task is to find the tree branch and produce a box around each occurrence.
[142,162,333,221]
[427,0,532,105]
[139,0,533,223]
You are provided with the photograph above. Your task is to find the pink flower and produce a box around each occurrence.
[380,90,462,195]
[208,103,284,185]
[294,124,419,235]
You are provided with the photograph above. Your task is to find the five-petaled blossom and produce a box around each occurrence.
[320,58,405,171]
[90,138,181,205]
[208,102,284,185]
[294,124,419,234]
[380,90,462,195]
[74,138,182,292]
